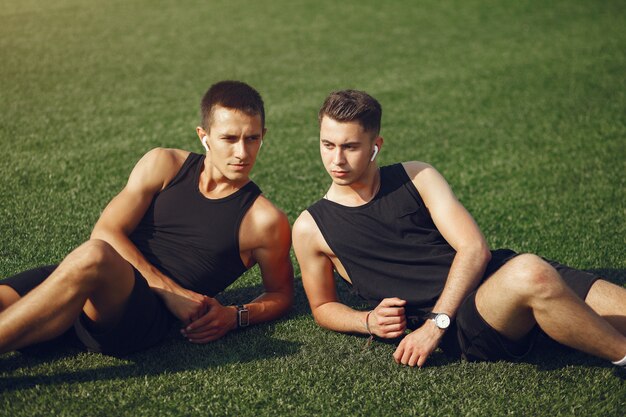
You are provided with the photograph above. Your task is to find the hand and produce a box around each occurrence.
[368,297,407,338]
[393,320,444,367]
[156,288,207,324]
[180,297,238,344]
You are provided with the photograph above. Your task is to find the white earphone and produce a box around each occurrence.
[259,140,264,149]
[370,145,379,161]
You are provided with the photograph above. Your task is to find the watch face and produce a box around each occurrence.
[435,314,450,329]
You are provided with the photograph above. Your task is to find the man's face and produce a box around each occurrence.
[201,106,265,183]
[319,116,376,185]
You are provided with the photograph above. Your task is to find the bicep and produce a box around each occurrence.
[254,215,294,295]
[411,164,487,251]
[92,149,171,236]
[293,215,340,312]
[93,187,155,235]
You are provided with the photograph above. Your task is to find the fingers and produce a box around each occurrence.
[369,311,407,338]
[185,297,219,330]
[378,297,406,309]
[185,327,223,342]
[393,334,433,368]
[375,298,407,320]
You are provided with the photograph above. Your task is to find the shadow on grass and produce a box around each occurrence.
[0,331,301,392]
[1,269,623,390]
[0,283,307,392]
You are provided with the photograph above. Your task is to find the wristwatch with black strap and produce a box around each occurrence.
[424,312,451,330]
[235,304,249,328]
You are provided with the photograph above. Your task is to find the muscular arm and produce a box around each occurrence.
[393,161,491,367]
[408,161,491,317]
[90,148,205,321]
[245,202,294,324]
[293,211,406,339]
[183,198,294,343]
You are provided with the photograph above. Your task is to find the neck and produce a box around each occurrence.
[198,158,249,199]
[326,165,380,207]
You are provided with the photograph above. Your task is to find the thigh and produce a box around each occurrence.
[74,269,177,356]
[454,291,538,362]
[474,258,538,341]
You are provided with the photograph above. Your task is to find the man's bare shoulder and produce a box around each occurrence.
[400,161,435,180]
[130,148,190,191]
[293,210,318,239]
[247,195,291,240]
[141,147,189,170]
[292,210,326,254]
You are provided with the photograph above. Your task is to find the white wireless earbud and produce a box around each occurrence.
[201,136,209,152]
[370,145,379,161]
[259,140,264,149]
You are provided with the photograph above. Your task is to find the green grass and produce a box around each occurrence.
[1,0,625,415]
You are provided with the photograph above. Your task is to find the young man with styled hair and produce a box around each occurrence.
[293,89,626,367]
[0,80,293,356]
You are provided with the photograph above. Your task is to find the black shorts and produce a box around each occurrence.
[1,264,177,356]
[439,249,601,362]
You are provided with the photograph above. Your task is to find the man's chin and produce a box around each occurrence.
[330,177,354,186]
[224,170,251,183]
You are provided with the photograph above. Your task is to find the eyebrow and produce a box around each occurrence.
[321,139,361,146]
[218,133,262,139]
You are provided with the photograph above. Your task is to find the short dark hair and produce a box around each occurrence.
[318,89,382,136]
[200,80,265,130]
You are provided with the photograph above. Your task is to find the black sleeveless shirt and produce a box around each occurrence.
[129,152,261,296]
[307,163,457,313]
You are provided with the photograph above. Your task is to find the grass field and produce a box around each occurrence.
[1,0,624,415]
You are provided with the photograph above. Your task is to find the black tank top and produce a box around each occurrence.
[307,163,456,313]
[129,152,261,296]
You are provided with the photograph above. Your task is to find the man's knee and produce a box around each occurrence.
[502,254,565,301]
[67,239,121,286]
[0,285,20,312]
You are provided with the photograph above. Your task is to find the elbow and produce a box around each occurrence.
[276,285,295,317]
[310,304,332,329]
[459,241,491,265]
[312,312,326,328]
[479,244,491,264]
[90,227,105,241]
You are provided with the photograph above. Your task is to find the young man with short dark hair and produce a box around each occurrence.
[0,80,293,356]
[293,89,626,367]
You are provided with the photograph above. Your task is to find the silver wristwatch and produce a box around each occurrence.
[425,312,451,330]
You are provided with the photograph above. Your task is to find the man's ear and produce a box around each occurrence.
[196,126,207,140]
[197,126,210,152]
[375,136,384,150]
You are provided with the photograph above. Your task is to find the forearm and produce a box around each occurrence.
[241,288,293,326]
[432,246,491,317]
[313,301,370,335]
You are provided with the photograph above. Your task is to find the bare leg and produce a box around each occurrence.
[585,279,626,335]
[475,254,626,362]
[0,239,135,353]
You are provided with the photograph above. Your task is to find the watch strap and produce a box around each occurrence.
[236,304,249,328]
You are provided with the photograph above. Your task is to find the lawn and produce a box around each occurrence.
[0,0,624,415]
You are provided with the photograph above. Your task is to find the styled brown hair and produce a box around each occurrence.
[200,80,265,130]
[318,89,382,136]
